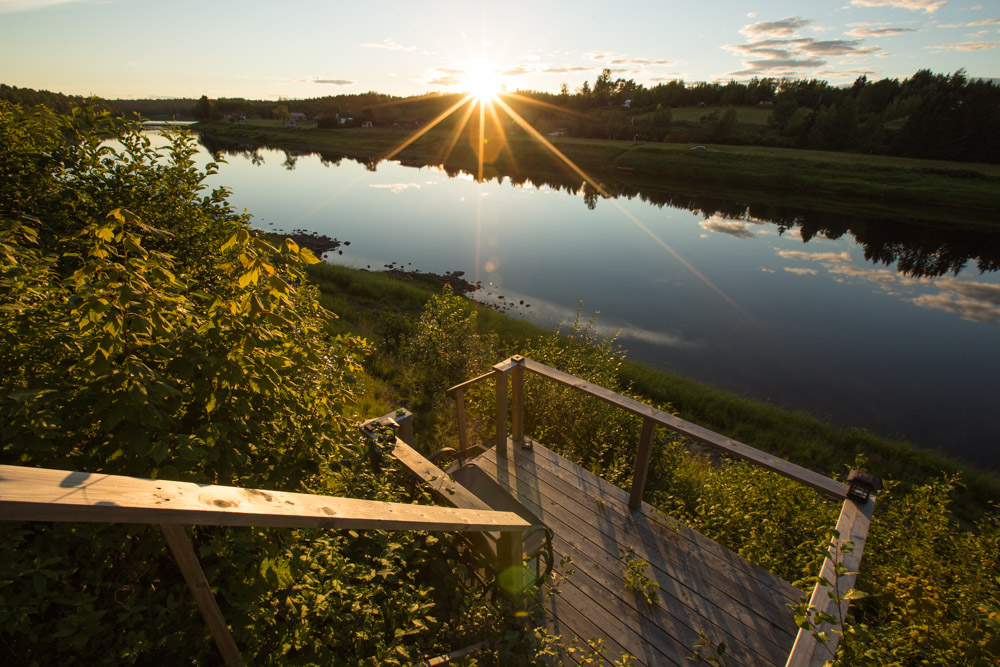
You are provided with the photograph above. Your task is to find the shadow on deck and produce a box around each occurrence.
[473,436,799,666]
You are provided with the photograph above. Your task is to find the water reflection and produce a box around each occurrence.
[194,133,1000,468]
[201,134,1000,282]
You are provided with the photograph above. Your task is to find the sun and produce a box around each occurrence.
[463,60,503,101]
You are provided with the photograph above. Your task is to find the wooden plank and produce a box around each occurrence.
[386,438,493,512]
[628,417,656,510]
[479,440,799,657]
[161,524,245,667]
[520,358,848,500]
[0,465,530,533]
[785,497,875,667]
[540,584,635,665]
[499,471,788,666]
[482,440,802,623]
[478,442,797,666]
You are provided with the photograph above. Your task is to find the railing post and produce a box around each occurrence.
[510,355,527,449]
[392,408,414,445]
[628,417,656,510]
[454,387,470,456]
[497,530,525,600]
[160,525,245,667]
[493,364,509,452]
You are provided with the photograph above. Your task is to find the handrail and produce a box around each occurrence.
[0,464,531,532]
[448,356,848,502]
[519,357,849,501]
[0,463,529,666]
[784,495,875,667]
[446,368,500,396]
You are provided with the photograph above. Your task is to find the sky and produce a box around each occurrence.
[0,0,997,100]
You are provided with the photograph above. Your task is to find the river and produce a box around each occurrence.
[183,136,999,471]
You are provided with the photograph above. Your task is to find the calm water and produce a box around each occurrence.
[185,138,999,470]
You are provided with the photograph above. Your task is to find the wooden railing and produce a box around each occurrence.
[448,355,878,667]
[449,355,850,507]
[0,463,530,666]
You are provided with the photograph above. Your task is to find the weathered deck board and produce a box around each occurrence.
[469,439,800,666]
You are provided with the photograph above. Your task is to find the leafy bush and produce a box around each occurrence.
[839,478,1000,665]
[0,103,501,665]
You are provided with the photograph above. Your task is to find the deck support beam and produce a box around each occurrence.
[161,524,245,667]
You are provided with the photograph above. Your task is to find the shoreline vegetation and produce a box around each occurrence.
[302,260,1000,521]
[196,121,1000,226]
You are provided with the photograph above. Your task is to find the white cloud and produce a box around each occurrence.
[784,267,819,276]
[0,0,95,12]
[846,27,918,36]
[740,16,814,38]
[926,40,999,50]
[305,78,355,86]
[726,18,883,78]
[849,0,947,13]
[359,39,416,51]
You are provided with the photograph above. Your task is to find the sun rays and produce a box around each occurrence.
[377,67,752,325]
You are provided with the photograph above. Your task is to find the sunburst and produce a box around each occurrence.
[377,59,750,324]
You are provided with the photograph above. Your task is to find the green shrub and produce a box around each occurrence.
[0,103,495,665]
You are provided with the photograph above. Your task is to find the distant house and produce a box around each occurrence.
[757,98,775,108]
[284,119,296,127]
[361,121,374,128]
[547,128,568,137]
[622,99,632,109]
[393,116,422,129]
[290,112,307,122]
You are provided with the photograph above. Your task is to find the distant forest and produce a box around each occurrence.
[3,68,998,163]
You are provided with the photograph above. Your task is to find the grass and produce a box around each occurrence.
[304,261,1000,521]
[669,106,772,124]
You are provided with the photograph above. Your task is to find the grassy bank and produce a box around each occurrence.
[198,121,1000,222]
[305,261,1000,520]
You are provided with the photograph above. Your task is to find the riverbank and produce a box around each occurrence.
[197,121,1000,225]
[304,260,1000,521]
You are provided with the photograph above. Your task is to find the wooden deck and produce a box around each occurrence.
[468,437,802,666]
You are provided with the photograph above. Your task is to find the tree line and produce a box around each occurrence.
[3,67,998,163]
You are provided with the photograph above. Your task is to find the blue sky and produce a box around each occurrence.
[0,0,997,99]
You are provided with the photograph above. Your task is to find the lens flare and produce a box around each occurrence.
[378,65,753,325]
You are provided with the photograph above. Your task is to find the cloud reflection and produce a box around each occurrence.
[368,183,421,193]
[474,289,702,350]
[699,216,756,239]
[777,245,1000,325]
